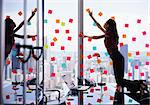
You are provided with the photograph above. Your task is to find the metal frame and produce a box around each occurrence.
[0,0,4,104]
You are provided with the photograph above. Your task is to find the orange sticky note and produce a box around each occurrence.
[122,34,126,38]
[98,11,103,16]
[86,8,90,13]
[97,59,101,64]
[146,52,150,56]
[53,37,57,42]
[109,61,113,65]
[56,19,60,23]
[111,16,115,20]
[18,11,23,16]
[128,53,132,57]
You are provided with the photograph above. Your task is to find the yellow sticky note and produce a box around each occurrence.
[44,44,48,49]
[61,22,65,26]
[128,52,132,57]
[53,37,58,42]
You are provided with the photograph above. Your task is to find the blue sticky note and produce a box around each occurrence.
[44,19,48,23]
[104,52,109,56]
[12,50,16,56]
[28,22,31,25]
[93,22,96,26]
[93,46,97,50]
[128,99,132,103]
[128,59,133,63]
[62,63,66,68]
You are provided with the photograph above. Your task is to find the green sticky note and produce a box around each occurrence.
[28,22,31,25]
[128,99,132,103]
[61,22,65,26]
[93,22,96,26]
[93,46,97,50]
[44,19,48,23]
[62,63,66,68]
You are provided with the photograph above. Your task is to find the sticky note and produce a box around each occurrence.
[87,55,92,59]
[32,36,36,41]
[128,72,132,76]
[68,36,72,41]
[103,86,107,91]
[79,32,83,37]
[66,56,71,61]
[6,59,10,65]
[12,69,17,74]
[136,51,140,55]
[50,42,55,46]
[18,11,22,16]
[80,71,83,76]
[93,22,96,26]
[142,31,146,35]
[44,44,48,49]
[103,70,107,74]
[50,73,55,77]
[97,59,101,64]
[125,24,129,28]
[61,22,65,26]
[110,96,114,100]
[62,63,66,68]
[48,9,52,14]
[128,99,133,103]
[90,69,94,73]
[44,19,48,23]
[146,61,149,65]
[132,37,136,41]
[56,19,60,23]
[146,52,150,56]
[120,42,124,47]
[140,72,144,76]
[51,57,55,61]
[105,52,109,56]
[137,19,141,23]
[61,46,65,50]
[53,37,58,42]
[55,29,59,33]
[111,16,115,20]
[135,65,138,69]
[93,46,97,50]
[80,55,84,59]
[28,68,33,73]
[90,88,94,93]
[66,102,71,105]
[66,30,70,34]
[80,45,83,49]
[6,95,10,99]
[98,11,103,16]
[28,22,31,25]
[69,18,73,23]
[128,58,133,62]
[145,44,149,48]
[88,103,92,105]
[97,98,102,103]
[122,34,126,38]
[128,53,132,57]
[80,64,83,69]
[86,8,90,13]
[88,37,92,42]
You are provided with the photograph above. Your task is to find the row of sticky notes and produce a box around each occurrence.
[128,72,145,76]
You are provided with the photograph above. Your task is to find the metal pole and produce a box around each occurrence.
[42,0,45,104]
[0,0,4,104]
[36,0,40,104]
[78,0,83,105]
[23,0,27,104]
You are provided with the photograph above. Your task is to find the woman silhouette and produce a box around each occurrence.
[84,11,124,91]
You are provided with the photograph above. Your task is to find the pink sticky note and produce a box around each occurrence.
[66,30,70,34]
[68,36,72,41]
[146,61,149,65]
[32,36,36,41]
[61,46,65,50]
[120,43,124,47]
[140,72,144,76]
[87,55,92,59]
[6,59,10,65]
[103,70,107,74]
[50,73,56,77]
[132,37,136,41]
[12,69,17,74]
[80,71,83,76]
[110,96,114,100]
[135,65,138,69]
[80,45,83,49]
[88,38,92,42]
[66,56,71,61]
[136,51,140,55]
[90,69,94,73]
[137,19,141,23]
[51,57,55,61]
[80,64,84,69]
[6,95,10,99]
[97,98,102,103]
[142,31,146,35]
[28,68,33,73]
[55,29,59,33]
[145,44,149,48]
[69,18,73,23]
[66,102,71,105]
[90,88,94,93]
[88,103,92,105]
[50,42,55,46]
[79,32,83,37]
[103,86,107,91]
[128,73,132,76]
[125,24,129,28]
[48,10,52,14]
